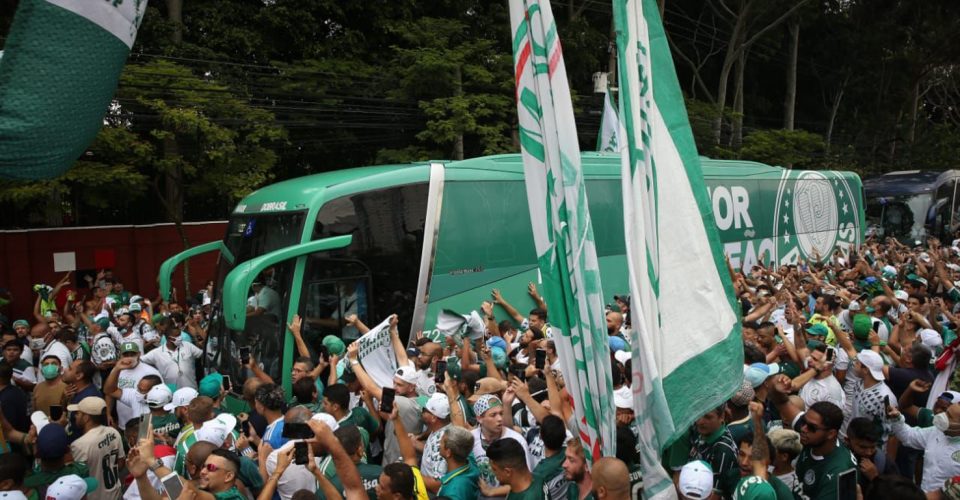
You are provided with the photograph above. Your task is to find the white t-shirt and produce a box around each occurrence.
[92,333,118,366]
[109,326,144,353]
[40,340,72,370]
[71,425,126,500]
[265,441,324,500]
[116,363,162,427]
[471,426,533,490]
[852,381,898,443]
[141,342,203,390]
[254,286,282,319]
[799,375,846,410]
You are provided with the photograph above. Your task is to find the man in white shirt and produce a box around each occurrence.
[141,318,203,390]
[103,343,163,428]
[798,350,845,410]
[264,407,325,500]
[69,397,125,500]
[108,313,144,353]
[850,350,897,443]
[470,395,534,499]
[40,332,72,371]
[248,281,281,320]
[888,402,960,493]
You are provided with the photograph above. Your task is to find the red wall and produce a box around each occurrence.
[0,221,228,322]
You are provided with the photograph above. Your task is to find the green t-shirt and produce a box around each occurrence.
[628,463,644,499]
[733,476,777,500]
[212,486,245,500]
[438,464,480,500]
[567,482,596,500]
[533,450,568,499]
[320,462,382,500]
[24,463,89,493]
[174,423,198,476]
[458,395,476,425]
[692,426,739,487]
[506,476,550,500]
[795,443,857,500]
[151,413,182,440]
[238,456,264,493]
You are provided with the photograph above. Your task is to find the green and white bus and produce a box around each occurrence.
[158,153,864,392]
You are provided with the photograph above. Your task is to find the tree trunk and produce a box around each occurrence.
[731,51,747,150]
[166,0,183,45]
[825,83,845,154]
[906,77,921,146]
[453,65,464,161]
[783,18,799,130]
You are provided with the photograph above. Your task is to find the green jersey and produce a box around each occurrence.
[506,476,550,500]
[174,423,198,476]
[438,464,480,500]
[151,413,182,440]
[24,463,89,495]
[566,482,596,500]
[532,449,568,499]
[212,486,245,500]
[320,462,381,500]
[691,426,739,488]
[795,443,857,500]
[733,476,777,500]
[628,463,644,499]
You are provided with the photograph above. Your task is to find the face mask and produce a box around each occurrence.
[171,335,182,347]
[933,412,960,434]
[30,338,46,350]
[41,364,60,380]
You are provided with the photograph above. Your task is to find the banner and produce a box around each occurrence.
[596,89,621,153]
[0,0,148,179]
[510,0,616,462]
[356,318,397,389]
[614,0,743,498]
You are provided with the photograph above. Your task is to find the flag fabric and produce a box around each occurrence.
[509,0,616,462]
[596,89,621,153]
[614,0,744,498]
[0,0,148,180]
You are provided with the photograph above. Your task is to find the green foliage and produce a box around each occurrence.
[740,129,826,169]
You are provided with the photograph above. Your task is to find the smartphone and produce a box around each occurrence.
[161,472,184,500]
[239,346,251,365]
[435,360,447,384]
[856,292,869,302]
[317,344,329,361]
[380,387,396,414]
[826,347,835,362]
[512,365,527,382]
[837,468,857,500]
[138,416,151,441]
[535,349,546,370]
[241,420,251,437]
[281,422,314,440]
[222,375,232,393]
[294,441,309,465]
[49,405,63,422]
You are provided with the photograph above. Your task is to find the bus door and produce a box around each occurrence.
[297,258,373,349]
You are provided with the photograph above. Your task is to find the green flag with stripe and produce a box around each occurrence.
[510,0,616,462]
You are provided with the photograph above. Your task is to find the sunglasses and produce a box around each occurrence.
[800,418,828,432]
[203,463,221,472]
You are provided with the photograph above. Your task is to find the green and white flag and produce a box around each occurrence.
[596,89,621,153]
[510,0,615,462]
[0,0,148,180]
[614,0,743,498]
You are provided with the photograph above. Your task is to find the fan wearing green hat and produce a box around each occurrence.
[718,402,786,500]
[103,343,163,428]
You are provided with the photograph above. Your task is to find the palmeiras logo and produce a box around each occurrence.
[774,170,861,264]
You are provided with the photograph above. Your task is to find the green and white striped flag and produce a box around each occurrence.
[510,0,615,461]
[0,0,148,180]
[614,0,743,497]
[596,89,621,153]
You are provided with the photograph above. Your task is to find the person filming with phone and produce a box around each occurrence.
[886,393,960,493]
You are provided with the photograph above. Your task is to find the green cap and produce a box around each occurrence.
[906,273,929,287]
[805,324,830,337]
[96,318,111,331]
[120,341,139,354]
[446,356,463,381]
[852,314,873,340]
[12,319,28,329]
[322,335,346,357]
[199,372,224,398]
[733,476,777,500]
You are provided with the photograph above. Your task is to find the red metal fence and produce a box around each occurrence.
[0,221,228,323]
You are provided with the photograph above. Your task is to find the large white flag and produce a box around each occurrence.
[614,0,744,498]
[596,89,621,153]
[509,0,616,462]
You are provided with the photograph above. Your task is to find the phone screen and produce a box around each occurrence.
[826,348,835,362]
[294,441,309,465]
[239,347,251,365]
[435,361,447,384]
[161,473,184,500]
[222,375,232,392]
[535,349,546,370]
[837,468,857,500]
[138,416,151,441]
[49,405,63,422]
[281,422,314,440]
[380,387,396,414]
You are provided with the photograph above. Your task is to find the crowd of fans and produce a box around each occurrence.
[3,235,960,500]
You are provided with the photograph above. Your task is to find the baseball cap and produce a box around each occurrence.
[120,342,139,354]
[0,491,27,500]
[198,373,224,398]
[322,335,346,357]
[678,460,714,499]
[940,391,960,404]
[11,319,28,329]
[67,397,107,416]
[394,366,419,385]
[472,394,503,416]
[608,335,628,352]
[486,336,508,352]
[195,413,237,447]
[894,290,909,301]
[731,476,777,500]
[906,274,929,287]
[129,295,144,304]
[417,393,451,419]
[920,329,943,349]
[31,411,50,433]
[805,324,829,337]
[310,412,340,431]
[490,347,508,371]
[445,356,463,381]
[857,350,885,380]
[613,386,633,409]
[744,363,781,389]
[45,475,98,500]
[164,387,199,411]
[729,379,755,408]
[128,303,143,313]
[852,314,873,340]
[614,350,632,366]
[146,384,173,409]
[37,423,69,459]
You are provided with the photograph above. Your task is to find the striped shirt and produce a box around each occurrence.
[174,423,197,476]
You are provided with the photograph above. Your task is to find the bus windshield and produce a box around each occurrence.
[865,193,931,243]
[206,211,306,385]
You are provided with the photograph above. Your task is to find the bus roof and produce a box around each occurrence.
[863,170,953,197]
[233,153,848,215]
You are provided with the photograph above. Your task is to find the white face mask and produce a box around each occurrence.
[933,412,960,435]
[171,335,182,347]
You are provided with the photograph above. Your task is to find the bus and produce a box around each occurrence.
[863,170,960,243]
[158,153,864,392]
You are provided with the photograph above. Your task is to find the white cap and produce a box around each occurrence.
[31,411,50,433]
[919,329,943,349]
[129,295,144,304]
[894,290,909,301]
[423,393,451,419]
[848,301,861,312]
[394,366,419,385]
[613,385,633,409]
[164,387,199,411]
[146,384,173,409]
[857,350,885,380]
[310,412,339,431]
[614,350,632,366]
[0,492,27,500]
[195,414,237,447]
[45,475,97,500]
[679,460,714,499]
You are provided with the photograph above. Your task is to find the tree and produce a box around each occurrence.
[740,129,825,169]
